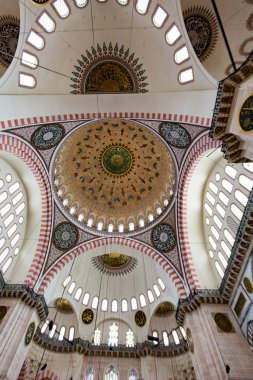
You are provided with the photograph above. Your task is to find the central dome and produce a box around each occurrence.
[53,119,176,235]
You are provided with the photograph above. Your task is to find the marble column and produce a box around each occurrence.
[0,298,39,380]
[184,304,253,380]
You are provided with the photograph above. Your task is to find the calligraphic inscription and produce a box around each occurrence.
[239,95,253,132]
[25,322,36,345]
[82,308,94,324]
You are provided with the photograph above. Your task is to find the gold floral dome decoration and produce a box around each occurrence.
[53,119,176,234]
[55,298,74,313]
[91,252,138,276]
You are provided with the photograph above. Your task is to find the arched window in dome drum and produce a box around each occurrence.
[147,289,154,303]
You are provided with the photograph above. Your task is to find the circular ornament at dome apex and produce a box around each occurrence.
[101,145,133,176]
[82,308,94,324]
[25,322,36,346]
[31,124,65,150]
[53,222,79,251]
[52,119,176,235]
[239,95,253,132]
[135,310,146,327]
[213,313,234,333]
[55,298,74,313]
[159,123,191,149]
[183,6,218,62]
[0,16,19,68]
[70,42,148,94]
[91,253,138,276]
[152,224,176,252]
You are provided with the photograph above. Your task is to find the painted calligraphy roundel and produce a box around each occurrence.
[239,95,253,132]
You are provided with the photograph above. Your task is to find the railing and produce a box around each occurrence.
[35,328,188,357]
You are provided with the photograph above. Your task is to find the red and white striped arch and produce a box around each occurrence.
[177,132,221,291]
[0,111,211,130]
[36,370,60,380]
[38,237,187,298]
[17,360,27,380]
[0,134,52,287]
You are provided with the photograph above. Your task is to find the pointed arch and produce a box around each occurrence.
[0,133,52,287]
[38,237,187,298]
[177,131,221,290]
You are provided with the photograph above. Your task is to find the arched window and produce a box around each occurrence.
[108,323,118,347]
[131,297,137,310]
[157,277,166,290]
[69,326,74,341]
[93,328,101,345]
[128,368,138,380]
[126,329,134,347]
[121,299,128,312]
[41,320,49,334]
[52,0,70,18]
[84,367,95,380]
[49,324,57,338]
[59,326,65,341]
[172,330,179,345]
[139,294,146,307]
[82,292,90,305]
[101,298,108,311]
[162,331,169,346]
[152,330,159,345]
[153,284,160,297]
[68,282,76,294]
[111,299,118,312]
[104,365,119,380]
[92,296,99,309]
[147,289,154,303]
[74,287,82,301]
[63,275,71,287]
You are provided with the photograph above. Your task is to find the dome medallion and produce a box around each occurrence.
[101,145,133,176]
[51,119,177,236]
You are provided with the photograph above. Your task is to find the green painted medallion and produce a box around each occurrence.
[239,95,253,132]
[101,145,133,176]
